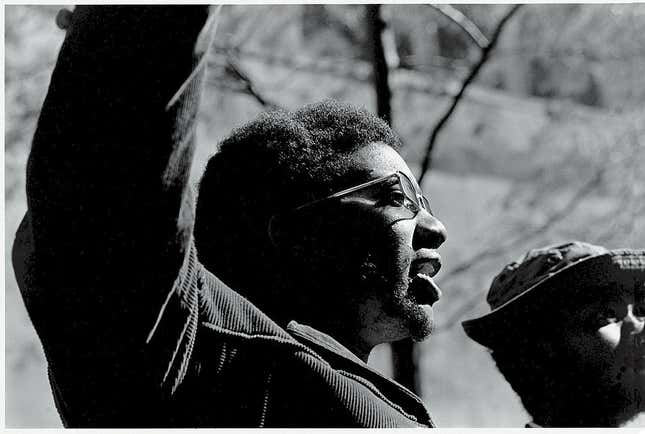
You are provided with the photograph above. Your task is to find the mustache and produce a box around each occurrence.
[635,333,645,356]
[359,245,414,280]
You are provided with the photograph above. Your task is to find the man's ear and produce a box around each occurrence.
[268,214,302,251]
[268,213,313,263]
[267,214,284,249]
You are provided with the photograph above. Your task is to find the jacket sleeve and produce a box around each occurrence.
[14,5,210,357]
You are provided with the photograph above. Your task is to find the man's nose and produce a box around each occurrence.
[622,305,645,335]
[413,210,447,250]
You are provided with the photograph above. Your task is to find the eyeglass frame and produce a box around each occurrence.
[267,171,433,247]
[289,170,433,216]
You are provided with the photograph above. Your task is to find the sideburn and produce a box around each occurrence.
[281,206,381,322]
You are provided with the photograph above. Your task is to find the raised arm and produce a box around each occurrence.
[15,6,210,355]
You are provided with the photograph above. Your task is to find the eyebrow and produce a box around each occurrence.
[382,177,400,188]
[603,281,645,302]
[635,283,645,300]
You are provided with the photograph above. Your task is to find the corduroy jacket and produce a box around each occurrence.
[12,5,435,427]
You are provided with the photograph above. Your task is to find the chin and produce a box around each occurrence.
[405,304,434,342]
[377,303,434,344]
[358,254,435,342]
[382,279,435,342]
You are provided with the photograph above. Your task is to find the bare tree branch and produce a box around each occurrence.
[434,163,606,333]
[321,5,364,47]
[440,165,605,287]
[399,54,470,72]
[205,49,625,123]
[208,45,645,89]
[221,56,282,109]
[225,7,270,48]
[417,5,522,185]
[428,4,489,49]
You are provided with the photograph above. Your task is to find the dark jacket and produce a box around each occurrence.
[12,5,434,427]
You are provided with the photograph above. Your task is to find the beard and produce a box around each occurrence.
[573,369,645,426]
[291,220,434,344]
[597,361,645,425]
[545,348,645,426]
[356,248,434,342]
[585,338,645,425]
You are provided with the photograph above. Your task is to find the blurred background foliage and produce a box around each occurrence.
[5,4,645,427]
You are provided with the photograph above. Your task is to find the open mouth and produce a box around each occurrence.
[635,349,645,372]
[407,254,442,305]
[628,333,645,373]
[634,335,645,368]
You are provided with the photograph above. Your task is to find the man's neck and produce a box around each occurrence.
[308,321,374,363]
[334,335,373,363]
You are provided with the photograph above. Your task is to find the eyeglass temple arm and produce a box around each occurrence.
[291,173,397,213]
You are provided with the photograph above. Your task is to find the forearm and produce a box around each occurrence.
[20,6,211,343]
[27,6,209,272]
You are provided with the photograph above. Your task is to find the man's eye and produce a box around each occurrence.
[386,191,407,207]
[633,304,645,318]
[585,307,619,328]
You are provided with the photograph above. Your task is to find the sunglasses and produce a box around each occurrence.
[290,171,433,220]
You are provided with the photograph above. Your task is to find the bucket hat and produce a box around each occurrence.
[462,241,645,349]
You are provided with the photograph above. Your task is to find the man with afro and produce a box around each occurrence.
[463,242,645,427]
[13,6,447,427]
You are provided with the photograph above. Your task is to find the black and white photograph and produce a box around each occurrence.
[4,3,645,428]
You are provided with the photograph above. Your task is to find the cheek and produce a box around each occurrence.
[368,219,414,261]
[597,323,622,350]
[564,326,618,367]
[388,220,415,255]
[388,222,415,274]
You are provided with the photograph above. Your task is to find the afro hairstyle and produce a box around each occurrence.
[194,99,402,319]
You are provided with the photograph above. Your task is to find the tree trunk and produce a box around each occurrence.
[366,4,420,395]
[366,4,392,124]
[391,339,420,393]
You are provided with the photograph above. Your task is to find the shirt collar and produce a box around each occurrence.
[286,320,365,366]
[286,320,434,426]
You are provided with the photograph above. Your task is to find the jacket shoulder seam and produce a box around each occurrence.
[336,369,421,424]
[200,321,321,358]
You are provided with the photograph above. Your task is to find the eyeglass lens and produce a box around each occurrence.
[398,173,432,216]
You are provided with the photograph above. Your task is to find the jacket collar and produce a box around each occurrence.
[199,275,294,344]
[286,320,434,426]
[194,246,301,347]
[286,321,365,365]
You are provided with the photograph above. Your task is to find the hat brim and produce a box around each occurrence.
[462,250,645,349]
